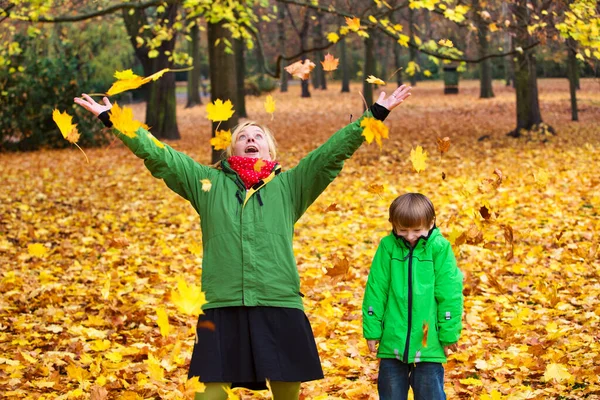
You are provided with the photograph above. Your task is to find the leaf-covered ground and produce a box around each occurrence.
[1,79,600,399]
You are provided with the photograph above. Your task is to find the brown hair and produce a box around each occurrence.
[389,193,436,230]
[225,121,278,160]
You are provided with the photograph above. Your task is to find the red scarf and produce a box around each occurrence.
[227,156,278,189]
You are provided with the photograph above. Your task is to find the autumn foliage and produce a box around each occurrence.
[1,79,600,399]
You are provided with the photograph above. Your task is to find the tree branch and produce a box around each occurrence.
[8,0,166,23]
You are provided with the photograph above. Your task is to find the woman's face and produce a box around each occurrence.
[232,126,271,160]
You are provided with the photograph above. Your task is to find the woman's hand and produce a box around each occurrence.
[375,84,412,111]
[74,94,112,117]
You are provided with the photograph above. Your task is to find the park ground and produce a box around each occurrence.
[1,78,600,399]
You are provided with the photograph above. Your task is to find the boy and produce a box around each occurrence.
[362,193,463,400]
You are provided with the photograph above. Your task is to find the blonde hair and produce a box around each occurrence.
[225,121,278,160]
[389,193,436,230]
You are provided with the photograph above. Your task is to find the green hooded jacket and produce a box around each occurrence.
[112,111,373,311]
[362,228,464,363]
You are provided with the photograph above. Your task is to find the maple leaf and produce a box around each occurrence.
[254,159,265,172]
[107,68,172,96]
[170,277,207,316]
[145,354,164,381]
[543,363,573,383]
[52,109,80,143]
[410,146,428,173]
[321,53,339,72]
[480,390,504,400]
[326,32,340,43]
[90,385,108,400]
[185,377,206,398]
[421,321,429,347]
[360,117,389,148]
[210,129,232,150]
[284,59,316,80]
[345,16,361,31]
[264,95,276,117]
[365,75,386,85]
[156,307,170,338]
[437,136,451,153]
[109,103,144,138]
[326,255,350,278]
[200,179,212,192]
[206,99,235,122]
[28,243,48,257]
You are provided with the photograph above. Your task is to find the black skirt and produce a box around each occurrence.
[188,306,324,390]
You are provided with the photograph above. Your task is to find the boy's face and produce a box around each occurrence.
[394,222,434,246]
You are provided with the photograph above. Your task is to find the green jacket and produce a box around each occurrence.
[362,228,463,363]
[112,112,371,310]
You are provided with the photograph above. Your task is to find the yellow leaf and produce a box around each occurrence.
[66,364,89,384]
[264,95,276,115]
[109,103,144,138]
[101,275,110,300]
[543,363,573,383]
[188,243,202,255]
[52,109,80,143]
[170,276,207,316]
[410,146,428,173]
[114,69,139,80]
[406,61,421,76]
[145,354,164,381]
[148,49,159,58]
[200,179,212,192]
[142,68,170,83]
[489,23,498,32]
[459,377,483,386]
[28,243,48,257]
[326,32,340,43]
[90,339,111,352]
[438,38,454,47]
[210,129,232,150]
[345,16,361,32]
[105,351,122,363]
[397,34,410,47]
[366,75,386,85]
[223,386,240,400]
[480,390,504,400]
[106,76,146,96]
[156,307,170,338]
[185,376,206,397]
[321,53,339,72]
[206,99,235,122]
[423,70,432,77]
[533,168,549,188]
[360,117,389,149]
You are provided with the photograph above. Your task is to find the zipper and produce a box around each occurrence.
[240,197,245,305]
[403,246,414,363]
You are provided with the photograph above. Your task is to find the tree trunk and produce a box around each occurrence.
[508,0,549,137]
[312,13,326,90]
[567,38,579,121]
[208,20,239,162]
[122,5,180,140]
[379,32,389,86]
[408,7,418,86]
[340,16,350,93]
[473,0,494,98]
[300,14,311,98]
[278,6,288,92]
[363,30,375,111]
[501,3,513,87]
[234,38,247,118]
[186,23,202,108]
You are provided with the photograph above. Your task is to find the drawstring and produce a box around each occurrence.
[235,191,243,205]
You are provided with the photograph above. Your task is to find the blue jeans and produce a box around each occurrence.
[377,359,446,400]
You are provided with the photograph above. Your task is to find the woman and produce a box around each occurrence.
[74,84,411,399]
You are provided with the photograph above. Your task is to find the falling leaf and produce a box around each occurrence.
[170,276,207,316]
[109,103,145,138]
[206,99,235,122]
[438,39,454,47]
[200,179,212,192]
[28,243,48,257]
[321,53,339,72]
[543,363,573,383]
[197,320,216,331]
[410,146,428,173]
[52,109,80,143]
[326,255,350,278]
[365,75,386,85]
[360,117,389,148]
[437,137,451,153]
[254,159,265,172]
[422,321,429,347]
[264,95,276,117]
[345,16,361,31]
[107,68,176,96]
[210,129,232,151]
[284,59,316,80]
[156,307,170,338]
[114,69,138,80]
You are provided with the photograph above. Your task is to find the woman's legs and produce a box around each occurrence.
[270,381,301,400]
[194,383,232,400]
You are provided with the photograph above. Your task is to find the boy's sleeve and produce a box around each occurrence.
[433,238,464,346]
[362,238,392,340]
[110,125,214,207]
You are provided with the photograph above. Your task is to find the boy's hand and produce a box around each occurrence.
[444,343,458,357]
[367,340,379,353]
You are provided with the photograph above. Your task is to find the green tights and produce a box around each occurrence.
[194,381,301,400]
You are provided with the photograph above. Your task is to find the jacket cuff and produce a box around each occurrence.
[369,103,390,121]
[98,111,113,128]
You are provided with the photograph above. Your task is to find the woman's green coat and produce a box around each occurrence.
[362,229,464,363]
[112,112,373,311]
